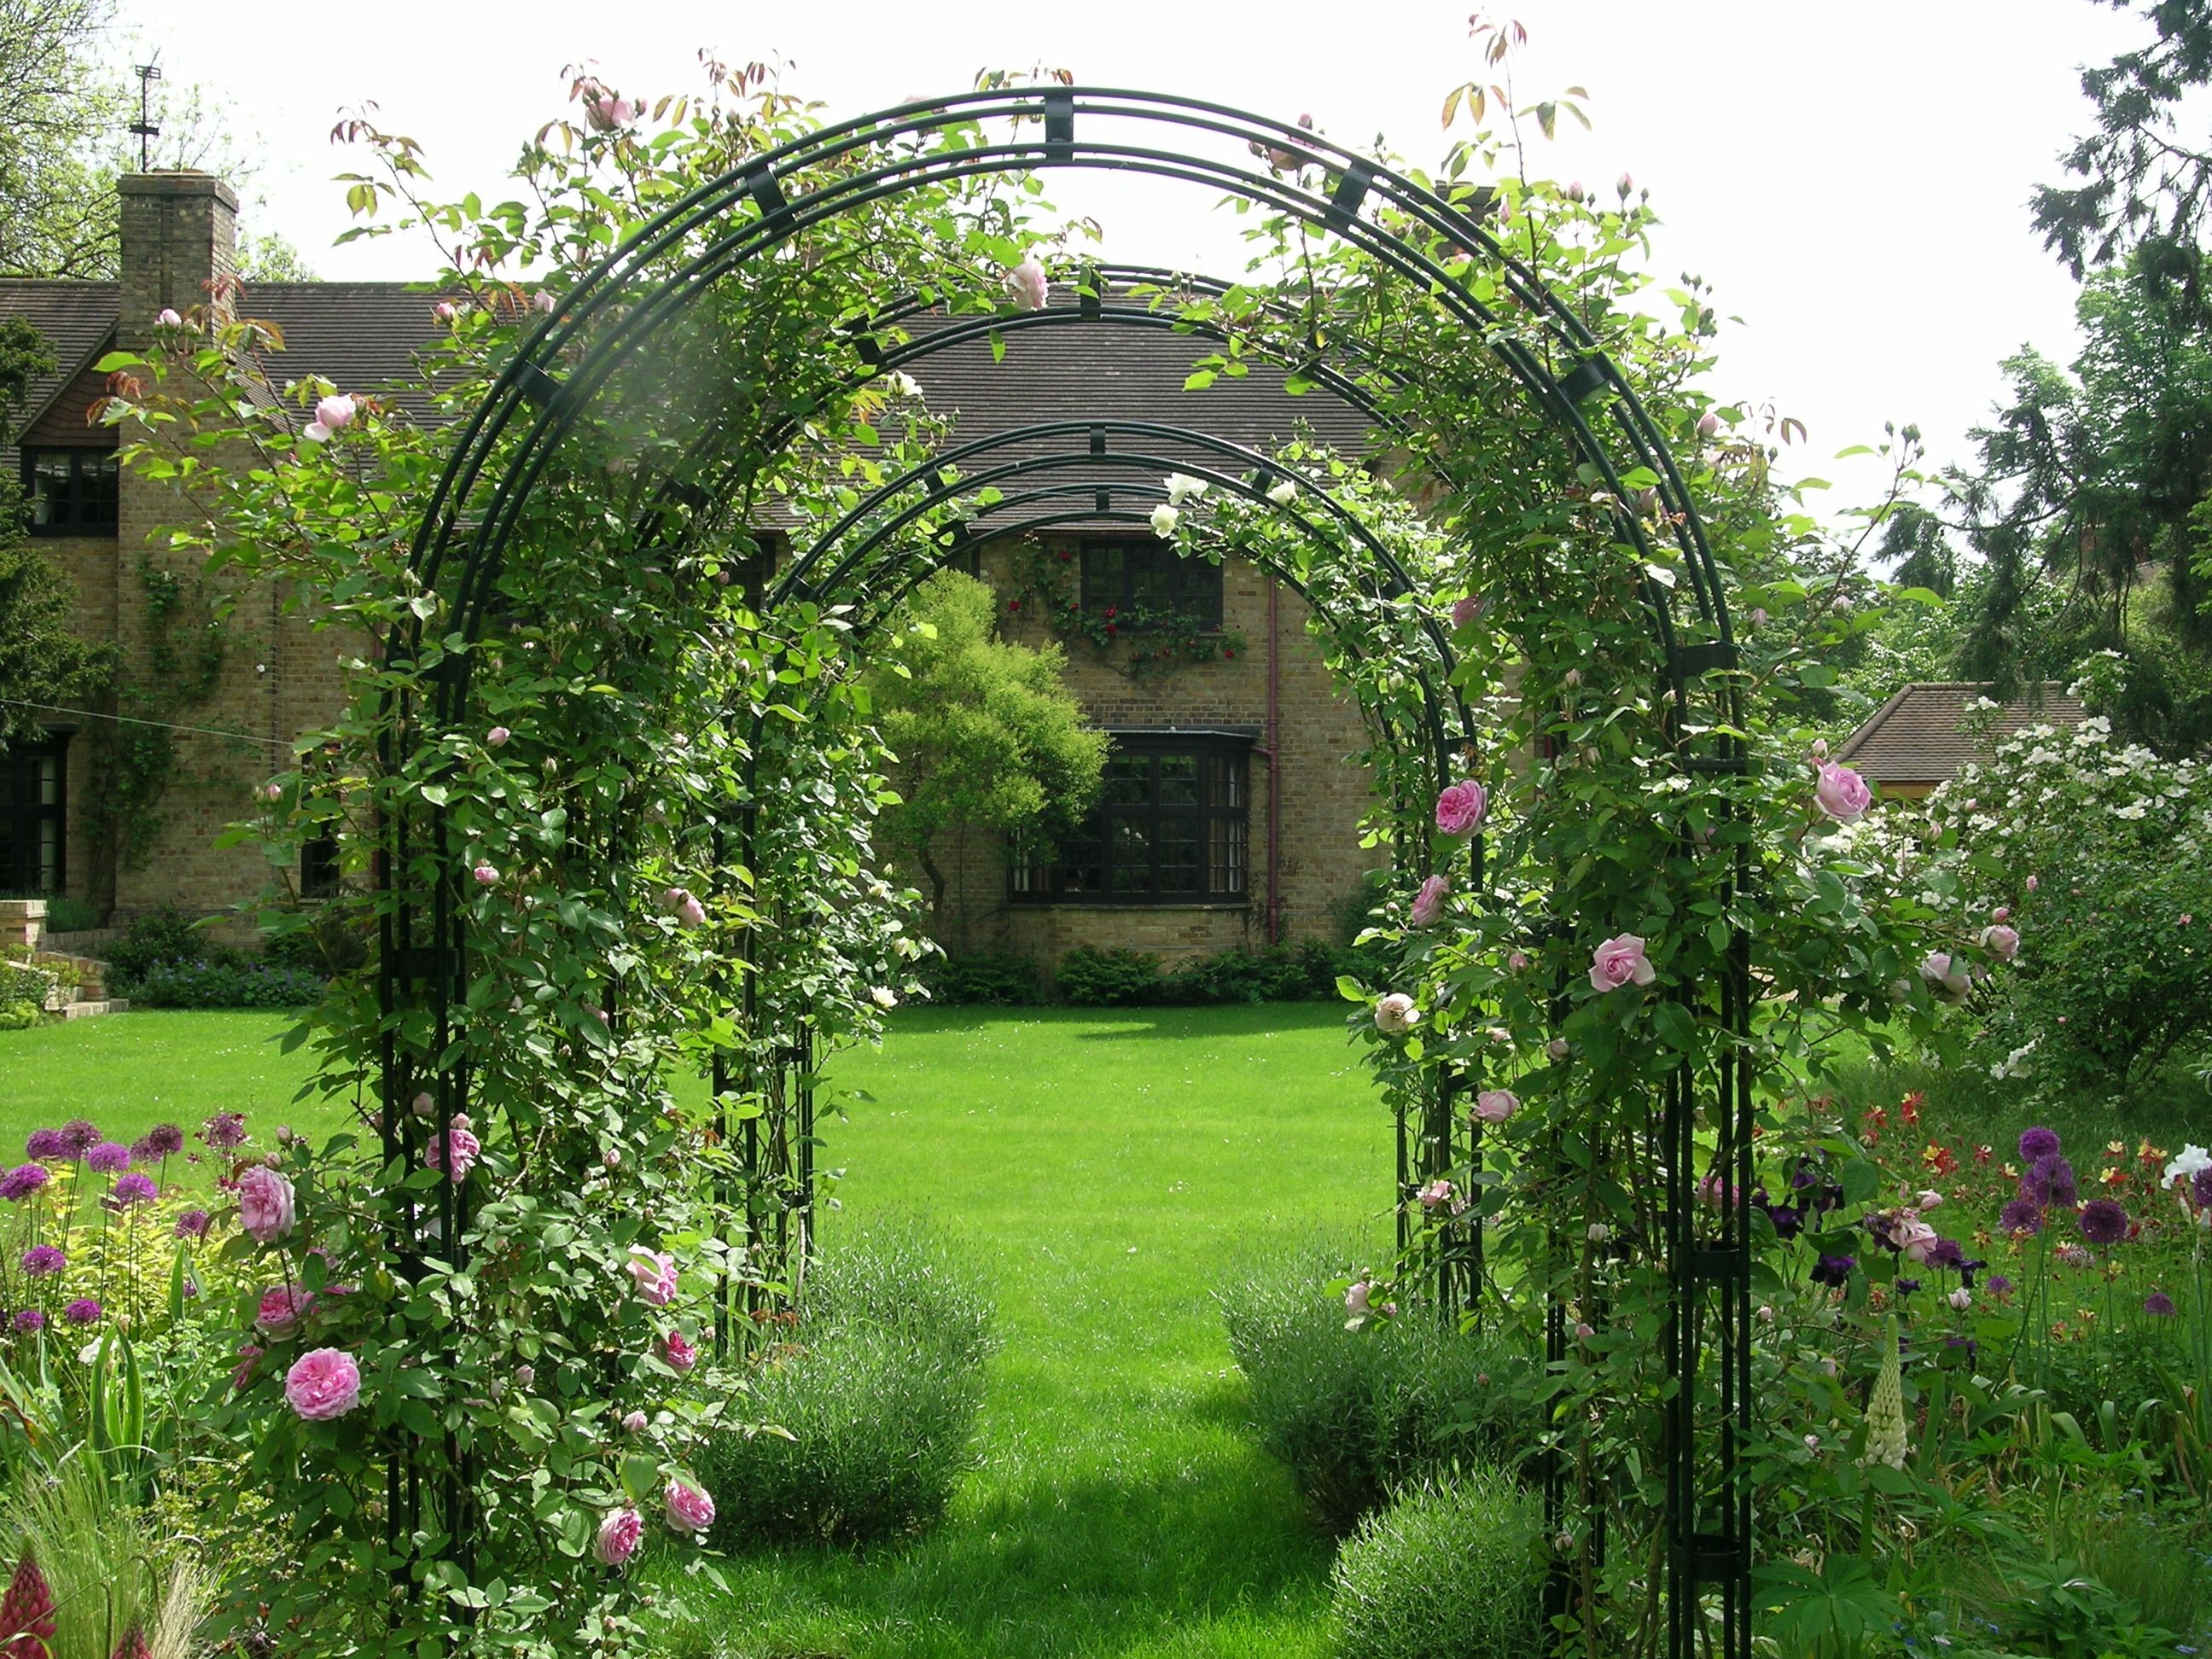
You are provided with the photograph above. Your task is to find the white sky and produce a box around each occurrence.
[125,0,2151,522]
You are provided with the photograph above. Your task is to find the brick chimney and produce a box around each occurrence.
[117,172,237,341]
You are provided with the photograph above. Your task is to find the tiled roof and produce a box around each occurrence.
[1838,681,2087,785]
[0,281,122,476]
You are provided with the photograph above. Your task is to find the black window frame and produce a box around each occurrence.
[1077,538,1224,632]
[300,835,342,900]
[1010,732,1249,906]
[0,734,69,895]
[21,446,120,536]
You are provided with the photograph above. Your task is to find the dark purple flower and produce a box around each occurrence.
[2023,1154,2078,1208]
[84,1141,130,1174]
[2018,1126,2061,1163]
[1789,1158,1819,1191]
[23,1129,70,1162]
[61,1299,100,1327]
[0,1164,50,1202]
[11,1309,43,1333]
[199,1112,248,1151]
[2000,1197,2044,1236]
[1959,1257,1988,1289]
[141,1123,184,1157]
[173,1209,210,1240]
[1897,1278,1922,1295]
[1943,1334,1978,1363]
[60,1120,100,1153]
[1812,1253,1855,1288]
[20,1245,65,1277]
[1925,1238,1965,1272]
[111,1173,157,1208]
[2144,1292,2178,1318]
[1865,1212,1900,1252]
[2079,1198,2129,1246]
[2195,1167,2212,1210]
[1987,1274,2015,1301]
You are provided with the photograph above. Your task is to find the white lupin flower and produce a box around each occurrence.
[1863,1318,1906,1471]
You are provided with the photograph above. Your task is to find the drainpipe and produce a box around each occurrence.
[1265,573,1283,944]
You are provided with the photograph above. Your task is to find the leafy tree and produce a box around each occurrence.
[865,568,1107,942]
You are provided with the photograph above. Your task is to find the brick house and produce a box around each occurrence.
[3,172,1383,965]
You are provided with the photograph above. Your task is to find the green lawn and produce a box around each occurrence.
[0,1004,1391,1658]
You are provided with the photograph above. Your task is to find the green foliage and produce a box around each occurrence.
[915,949,1044,1005]
[697,1220,993,1546]
[40,894,99,932]
[1218,1240,1536,1533]
[1054,945,1166,1006]
[1328,1469,1546,1659]
[0,1001,40,1031]
[99,907,216,991]
[0,483,117,749]
[867,569,1109,933]
[125,956,323,1009]
[3,1458,207,1659]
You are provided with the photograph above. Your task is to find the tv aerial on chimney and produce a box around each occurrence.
[131,56,162,172]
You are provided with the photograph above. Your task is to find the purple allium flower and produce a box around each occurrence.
[2144,1292,2178,1318]
[60,1120,100,1153]
[0,1164,51,1202]
[61,1299,100,1327]
[111,1173,157,1208]
[23,1129,70,1162]
[11,1309,43,1333]
[84,1141,130,1174]
[1987,1274,2014,1301]
[2000,1197,2044,1236]
[173,1209,210,1240]
[2079,1198,2129,1246]
[2018,1126,2061,1163]
[2023,1154,2078,1208]
[141,1123,184,1157]
[1925,1238,1965,1272]
[199,1112,248,1151]
[1811,1254,1855,1288]
[20,1245,65,1277]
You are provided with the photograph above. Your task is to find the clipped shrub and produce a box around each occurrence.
[698,1217,993,1546]
[1218,1239,1537,1533]
[1165,940,1345,1004]
[1330,1467,1546,1659]
[918,949,1045,1005]
[126,958,323,1009]
[0,1002,39,1031]
[1055,945,1165,1005]
[101,909,213,991]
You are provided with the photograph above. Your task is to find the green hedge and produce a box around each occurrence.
[1330,1467,1547,1659]
[918,940,1388,1008]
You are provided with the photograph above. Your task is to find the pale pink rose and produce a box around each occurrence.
[1373,993,1418,1035]
[1416,1179,1454,1210]
[1472,1089,1517,1124]
[1546,1038,1570,1061]
[1565,179,1586,202]
[1947,1287,1971,1311]
[1574,1320,1594,1340]
[301,421,331,444]
[622,1409,648,1433]
[1004,257,1048,312]
[1748,607,1767,627]
[580,80,637,131]
[1895,1216,1940,1262]
[1979,924,2019,962]
[657,1329,698,1373]
[157,307,183,326]
[2025,875,2039,892]
[1919,952,1970,1002]
[314,394,356,432]
[1451,596,1487,630]
[1409,875,1449,928]
[594,1505,643,1565]
[1588,934,1656,993]
[237,1165,295,1243]
[1991,906,2010,923]
[1813,763,1871,823]
[255,1284,313,1338]
[1615,172,1634,196]
[472,862,500,886]
[1507,950,1530,971]
[1434,780,1487,835]
[284,1348,362,1420]
[515,1365,535,1389]
[1697,411,1720,439]
[1917,1190,1943,1210]
[1344,1279,1372,1315]
[424,1113,480,1182]
[434,301,458,323]
[533,289,557,313]
[411,1091,435,1117]
[1811,739,1829,760]
[486,726,509,747]
[664,1478,715,1534]
[626,1246,679,1307]
[662,886,707,928]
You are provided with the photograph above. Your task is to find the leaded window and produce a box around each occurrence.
[1011,733,1248,905]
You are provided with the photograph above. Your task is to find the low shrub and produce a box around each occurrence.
[259,908,370,980]
[0,1000,40,1030]
[1218,1239,1537,1533]
[1330,1467,1546,1659]
[126,958,323,1009]
[918,949,1044,1005]
[1055,945,1165,1005]
[1164,940,1336,1004]
[0,958,59,1011]
[698,1217,993,1546]
[39,894,100,933]
[102,909,214,990]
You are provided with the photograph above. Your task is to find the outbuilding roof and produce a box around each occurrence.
[1838,681,2087,786]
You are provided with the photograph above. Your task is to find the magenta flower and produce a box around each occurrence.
[1434,780,1488,835]
[236,1165,296,1243]
[20,1246,64,1277]
[284,1348,362,1420]
[657,1329,698,1373]
[174,1209,210,1240]
[1813,763,1871,823]
[255,1284,313,1338]
[111,1173,157,1208]
[200,1112,248,1151]
[1451,596,1487,630]
[626,1247,679,1307]
[10,1309,44,1333]
[85,1142,131,1174]
[1587,934,1656,993]
[23,1130,69,1162]
[230,1343,263,1390]
[423,1114,481,1183]
[2019,1126,2061,1162]
[664,1478,716,1534]
[61,1299,101,1327]
[0,1165,50,1202]
[140,1124,184,1156]
[1004,256,1049,312]
[595,1505,644,1566]
[1409,876,1449,928]
[61,1120,100,1153]
[2145,1291,2178,1318]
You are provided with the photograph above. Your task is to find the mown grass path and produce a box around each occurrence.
[0,1005,1392,1656]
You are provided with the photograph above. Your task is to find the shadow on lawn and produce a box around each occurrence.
[655,1434,1334,1658]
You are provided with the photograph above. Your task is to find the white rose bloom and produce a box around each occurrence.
[1266,480,1297,505]
[1148,504,1179,538]
[1162,473,1208,506]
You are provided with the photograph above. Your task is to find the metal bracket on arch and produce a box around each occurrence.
[742,164,791,222]
[1043,89,1074,163]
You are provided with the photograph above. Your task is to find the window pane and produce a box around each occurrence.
[1158,754,1199,806]
[1081,546,1125,609]
[1156,818,1201,892]
[1103,754,1152,806]
[29,454,70,527]
[1109,818,1153,891]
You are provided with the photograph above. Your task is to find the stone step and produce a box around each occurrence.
[60,998,128,1020]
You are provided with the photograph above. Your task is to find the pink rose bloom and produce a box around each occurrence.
[1434,780,1488,836]
[1947,1287,1971,1311]
[424,1114,480,1182]
[657,1329,698,1373]
[1749,607,1767,627]
[664,1478,715,1534]
[1416,1179,1454,1210]
[237,1165,296,1243]
[1344,1280,1372,1316]
[1373,993,1418,1035]
[1813,763,1871,823]
[301,421,331,445]
[1588,933,1656,994]
[622,1409,649,1433]
[157,307,183,326]
[1574,1320,1594,1341]
[434,301,458,323]
[486,725,509,747]
[1920,952,1970,1002]
[1451,596,1487,629]
[2025,874,2039,892]
[231,1342,263,1390]
[580,80,637,131]
[1979,923,2020,962]
[1697,411,1720,439]
[1917,1190,1943,1210]
[284,1348,362,1421]
[1409,875,1449,928]
[595,1505,644,1566]
[1472,1089,1517,1124]
[1895,1216,1940,1262]
[533,289,557,314]
[657,885,707,929]
[1546,1038,1570,1061]
[626,1246,679,1307]
[1004,256,1048,312]
[313,394,356,432]
[472,862,500,886]
[255,1284,313,1338]
[1507,950,1530,971]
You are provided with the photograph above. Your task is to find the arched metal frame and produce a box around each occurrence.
[380,88,1755,1656]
